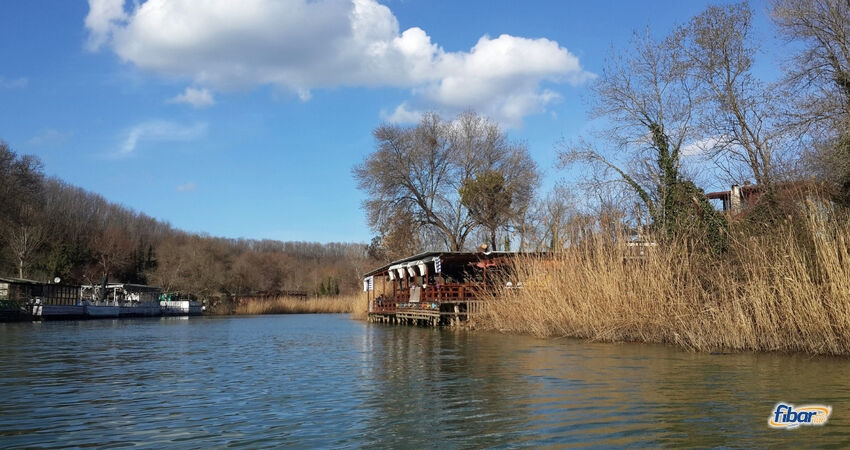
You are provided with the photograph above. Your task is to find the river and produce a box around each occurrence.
[1,315,848,447]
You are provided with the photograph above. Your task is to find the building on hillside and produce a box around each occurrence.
[707,182,833,216]
[706,184,758,214]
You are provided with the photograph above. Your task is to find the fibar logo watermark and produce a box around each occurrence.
[769,403,831,429]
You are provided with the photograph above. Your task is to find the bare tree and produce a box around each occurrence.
[354,111,538,252]
[773,0,850,132]
[677,2,784,186]
[371,210,425,261]
[559,29,698,235]
[89,226,134,281]
[5,209,45,278]
[559,28,727,250]
[533,185,578,251]
[773,0,850,199]
[0,142,45,277]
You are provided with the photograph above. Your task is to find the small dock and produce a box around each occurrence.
[368,300,485,327]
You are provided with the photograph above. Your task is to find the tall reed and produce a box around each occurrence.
[478,203,850,355]
[235,294,367,316]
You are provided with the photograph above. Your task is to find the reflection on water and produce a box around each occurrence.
[1,315,848,447]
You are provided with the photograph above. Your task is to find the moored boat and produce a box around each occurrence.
[42,304,85,319]
[160,300,203,316]
[1,277,84,320]
[119,301,161,317]
[82,300,119,318]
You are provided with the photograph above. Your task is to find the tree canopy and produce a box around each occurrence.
[354,111,538,255]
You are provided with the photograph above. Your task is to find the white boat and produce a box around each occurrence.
[160,300,203,316]
[82,283,162,318]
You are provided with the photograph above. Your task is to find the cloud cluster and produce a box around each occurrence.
[680,135,730,158]
[86,0,591,125]
[168,87,215,108]
[27,129,73,146]
[118,120,207,157]
[176,182,197,192]
[0,76,28,89]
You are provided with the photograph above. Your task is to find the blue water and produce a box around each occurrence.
[1,315,849,447]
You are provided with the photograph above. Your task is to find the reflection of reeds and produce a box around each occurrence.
[478,204,850,355]
[235,294,368,318]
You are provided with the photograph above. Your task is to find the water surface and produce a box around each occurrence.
[1,315,848,447]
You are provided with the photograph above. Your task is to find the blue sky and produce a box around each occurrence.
[0,0,782,243]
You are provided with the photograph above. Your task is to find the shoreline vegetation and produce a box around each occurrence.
[475,203,850,356]
[233,294,367,319]
[347,2,850,357]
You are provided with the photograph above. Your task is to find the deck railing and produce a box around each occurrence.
[369,283,482,313]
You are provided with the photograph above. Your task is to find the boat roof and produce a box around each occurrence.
[81,283,160,291]
[0,276,43,285]
[362,251,544,278]
[0,277,81,288]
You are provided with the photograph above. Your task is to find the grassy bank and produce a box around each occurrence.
[235,294,368,318]
[477,204,850,355]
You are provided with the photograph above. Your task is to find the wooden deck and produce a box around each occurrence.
[367,297,486,327]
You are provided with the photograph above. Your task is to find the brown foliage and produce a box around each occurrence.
[233,293,367,316]
[478,202,850,355]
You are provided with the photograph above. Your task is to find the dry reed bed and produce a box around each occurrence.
[478,207,850,355]
[236,294,368,319]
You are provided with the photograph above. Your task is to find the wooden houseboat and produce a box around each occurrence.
[0,277,84,319]
[362,251,529,327]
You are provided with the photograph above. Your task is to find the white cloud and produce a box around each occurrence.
[384,103,424,124]
[27,129,72,146]
[85,0,592,125]
[168,87,215,108]
[176,182,197,192]
[117,120,207,157]
[84,0,127,51]
[0,76,28,89]
[681,135,730,157]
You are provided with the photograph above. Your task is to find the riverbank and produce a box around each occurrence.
[233,294,367,318]
[475,206,850,356]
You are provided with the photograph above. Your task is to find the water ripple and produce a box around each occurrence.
[1,316,849,447]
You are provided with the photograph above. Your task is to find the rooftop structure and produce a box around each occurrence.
[706,182,832,216]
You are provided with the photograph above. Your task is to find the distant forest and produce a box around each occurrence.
[0,141,376,300]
